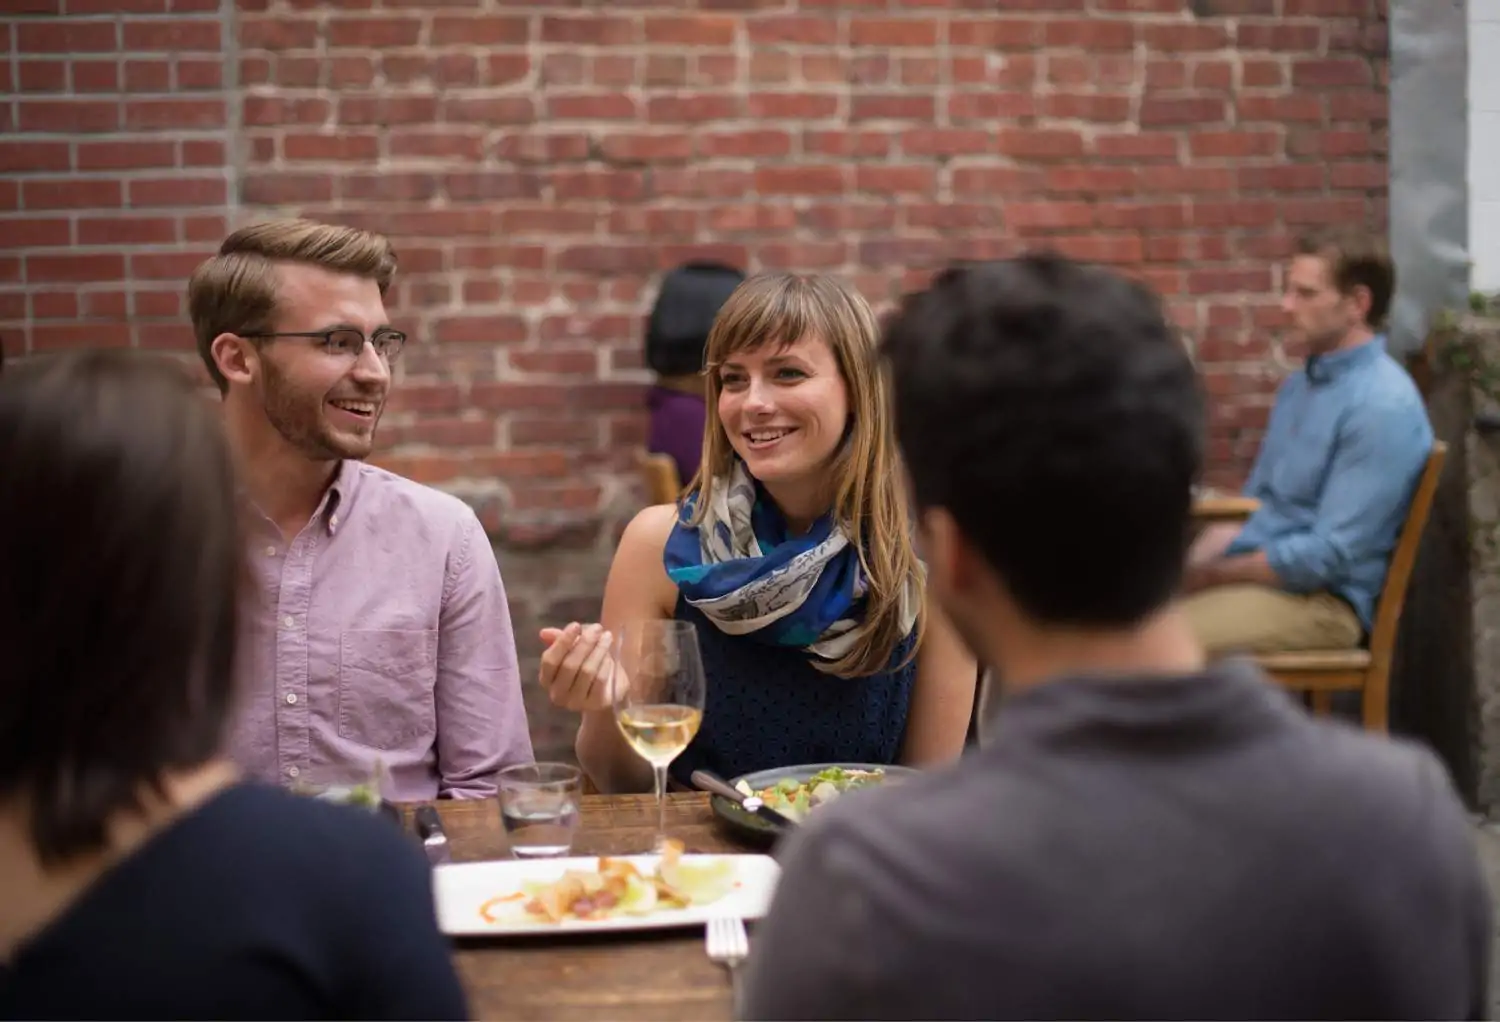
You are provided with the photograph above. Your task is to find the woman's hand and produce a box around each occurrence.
[539,622,620,712]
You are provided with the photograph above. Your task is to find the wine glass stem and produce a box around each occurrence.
[653,763,667,850]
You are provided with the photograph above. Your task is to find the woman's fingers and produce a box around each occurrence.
[538,622,583,693]
[539,623,620,711]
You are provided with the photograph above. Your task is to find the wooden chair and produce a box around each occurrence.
[638,450,683,505]
[1255,441,1448,732]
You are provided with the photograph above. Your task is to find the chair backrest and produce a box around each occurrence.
[1367,441,1448,659]
[638,450,683,505]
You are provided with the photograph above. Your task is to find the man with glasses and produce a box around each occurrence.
[189,219,533,801]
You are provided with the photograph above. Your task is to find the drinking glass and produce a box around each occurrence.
[610,620,707,852]
[291,757,390,814]
[498,762,583,858]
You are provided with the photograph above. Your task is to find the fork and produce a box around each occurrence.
[706,916,750,1008]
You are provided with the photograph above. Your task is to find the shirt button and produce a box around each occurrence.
[265,545,277,557]
[286,765,300,779]
[285,692,298,705]
[282,614,295,628]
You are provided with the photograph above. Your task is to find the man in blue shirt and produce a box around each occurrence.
[1183,229,1433,655]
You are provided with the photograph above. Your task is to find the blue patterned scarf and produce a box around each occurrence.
[663,461,919,661]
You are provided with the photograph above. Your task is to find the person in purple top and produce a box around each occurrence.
[188,219,533,802]
[644,261,745,484]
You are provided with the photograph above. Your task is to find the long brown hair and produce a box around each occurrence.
[684,273,925,679]
[0,351,245,865]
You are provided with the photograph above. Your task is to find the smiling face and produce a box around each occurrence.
[248,263,392,462]
[716,334,850,489]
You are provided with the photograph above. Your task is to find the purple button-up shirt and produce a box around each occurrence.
[228,461,534,801]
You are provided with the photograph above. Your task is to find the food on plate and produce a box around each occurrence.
[478,839,736,925]
[734,766,888,821]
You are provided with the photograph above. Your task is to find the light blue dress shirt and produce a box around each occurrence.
[1227,336,1433,631]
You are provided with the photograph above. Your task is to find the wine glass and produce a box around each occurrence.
[610,620,707,852]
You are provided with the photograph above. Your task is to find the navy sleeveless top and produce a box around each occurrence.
[668,594,919,786]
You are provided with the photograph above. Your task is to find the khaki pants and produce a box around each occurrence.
[1182,585,1362,658]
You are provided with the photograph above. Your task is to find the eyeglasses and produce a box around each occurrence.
[242,327,406,363]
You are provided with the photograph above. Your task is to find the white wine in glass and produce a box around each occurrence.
[611,620,706,852]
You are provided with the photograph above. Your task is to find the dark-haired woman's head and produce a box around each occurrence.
[0,351,244,865]
[644,261,746,379]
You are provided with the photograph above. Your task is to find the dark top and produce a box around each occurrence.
[743,660,1491,1021]
[0,783,468,1021]
[668,596,918,786]
[647,386,706,484]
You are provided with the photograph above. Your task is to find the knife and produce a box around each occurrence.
[691,769,798,831]
[413,804,453,865]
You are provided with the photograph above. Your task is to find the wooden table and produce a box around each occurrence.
[1191,494,1260,522]
[419,793,759,1022]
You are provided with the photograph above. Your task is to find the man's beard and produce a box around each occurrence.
[260,357,375,462]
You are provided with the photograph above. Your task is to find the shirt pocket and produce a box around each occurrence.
[338,629,439,752]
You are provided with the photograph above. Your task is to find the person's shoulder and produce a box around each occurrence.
[621,502,681,553]
[1299,721,1471,841]
[1353,350,1429,415]
[351,461,478,525]
[346,462,489,561]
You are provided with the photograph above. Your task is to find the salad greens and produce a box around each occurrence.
[735,766,887,821]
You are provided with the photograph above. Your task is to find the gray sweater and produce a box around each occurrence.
[742,660,1490,1021]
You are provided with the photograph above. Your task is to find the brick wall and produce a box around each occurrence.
[3,0,1388,758]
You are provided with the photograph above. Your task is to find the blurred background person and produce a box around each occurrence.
[644,260,745,485]
[0,351,467,1020]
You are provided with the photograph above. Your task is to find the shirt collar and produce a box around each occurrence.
[316,460,360,535]
[240,460,360,537]
[1304,334,1384,385]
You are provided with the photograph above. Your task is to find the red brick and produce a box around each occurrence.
[18,19,118,52]
[22,178,123,209]
[236,16,319,50]
[850,93,935,121]
[325,16,422,47]
[128,176,226,207]
[124,99,225,130]
[122,59,170,91]
[644,16,736,46]
[598,132,693,164]
[429,16,528,46]
[1292,58,1374,88]
[0,142,71,173]
[746,16,839,45]
[283,132,381,162]
[1139,98,1228,127]
[27,252,125,284]
[122,18,220,50]
[549,93,637,120]
[434,316,529,345]
[1044,19,1136,49]
[78,215,178,245]
[18,99,119,133]
[242,96,331,127]
[31,323,134,350]
[747,93,839,120]
[948,18,1036,48]
[647,95,739,123]
[540,16,637,46]
[0,217,71,248]
[699,130,793,159]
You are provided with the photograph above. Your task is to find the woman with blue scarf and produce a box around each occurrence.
[539,273,977,794]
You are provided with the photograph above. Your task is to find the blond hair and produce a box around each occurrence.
[187,219,397,392]
[685,272,926,679]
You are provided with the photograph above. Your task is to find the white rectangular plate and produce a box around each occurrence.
[432,853,781,937]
